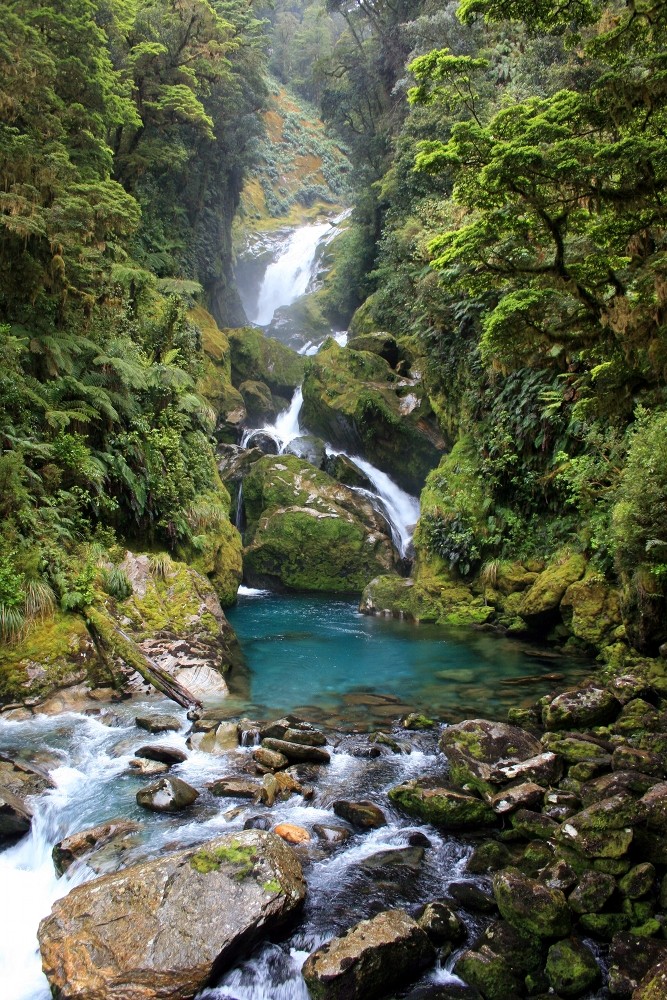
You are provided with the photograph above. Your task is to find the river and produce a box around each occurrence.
[0,218,597,999]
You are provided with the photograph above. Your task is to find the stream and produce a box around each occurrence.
[1,219,596,999]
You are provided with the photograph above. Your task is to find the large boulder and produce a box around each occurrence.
[301,908,435,999]
[439,719,543,795]
[389,780,496,829]
[38,830,306,1000]
[519,553,586,623]
[227,326,305,399]
[242,455,396,592]
[301,339,445,494]
[492,869,571,938]
[109,551,240,699]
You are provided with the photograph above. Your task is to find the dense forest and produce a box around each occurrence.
[1,0,666,673]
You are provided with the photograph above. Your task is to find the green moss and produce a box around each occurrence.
[190,841,257,879]
[0,611,100,704]
[545,938,600,996]
[388,780,497,829]
[262,878,281,894]
[519,552,587,620]
[228,327,304,397]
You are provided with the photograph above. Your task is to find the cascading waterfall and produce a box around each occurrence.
[240,386,303,453]
[251,220,339,327]
[328,450,420,558]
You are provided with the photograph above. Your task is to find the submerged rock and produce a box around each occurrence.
[38,830,306,1000]
[301,908,435,1000]
[52,819,143,876]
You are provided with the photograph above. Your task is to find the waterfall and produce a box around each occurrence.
[241,387,303,454]
[328,450,420,558]
[251,222,336,327]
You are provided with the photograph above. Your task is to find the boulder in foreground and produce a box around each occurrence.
[38,830,306,1000]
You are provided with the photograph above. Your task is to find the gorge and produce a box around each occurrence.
[1,2,667,999]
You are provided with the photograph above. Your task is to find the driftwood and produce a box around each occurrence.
[85,606,203,712]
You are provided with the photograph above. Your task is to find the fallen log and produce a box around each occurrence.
[85,606,202,712]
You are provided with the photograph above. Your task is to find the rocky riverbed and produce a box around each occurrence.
[3,651,667,999]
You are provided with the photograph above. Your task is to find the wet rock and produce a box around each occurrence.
[545,937,600,997]
[135,745,188,765]
[274,823,310,844]
[370,732,411,754]
[543,685,619,730]
[560,822,633,860]
[489,782,544,815]
[619,863,656,899]
[608,933,667,996]
[52,819,143,876]
[493,869,570,938]
[301,908,435,1000]
[207,776,260,799]
[541,859,578,893]
[402,713,435,730]
[0,786,32,840]
[0,753,54,797]
[440,719,543,793]
[402,987,483,1000]
[260,771,304,806]
[417,901,464,943]
[283,727,327,747]
[360,847,425,875]
[579,911,631,940]
[454,945,522,1000]
[333,799,387,829]
[479,919,546,976]
[38,830,306,1000]
[511,808,560,840]
[244,815,272,831]
[127,757,169,777]
[541,733,612,767]
[188,722,239,755]
[543,789,580,821]
[136,776,199,813]
[467,840,512,875]
[253,747,290,770]
[261,737,330,764]
[559,793,641,858]
[407,831,432,848]
[389,781,496,829]
[135,715,182,734]
[639,782,667,833]
[579,769,658,806]
[313,824,351,846]
[568,871,617,914]
[448,882,497,914]
[612,746,665,776]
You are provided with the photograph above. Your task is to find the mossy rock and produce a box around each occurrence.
[493,868,571,938]
[560,574,622,646]
[545,937,600,997]
[519,553,587,623]
[191,306,246,440]
[439,719,542,796]
[0,611,101,705]
[455,945,522,1000]
[359,573,492,628]
[346,331,400,368]
[542,684,620,730]
[227,326,304,397]
[176,487,243,607]
[239,380,277,422]
[301,339,445,494]
[242,455,395,593]
[389,780,497,829]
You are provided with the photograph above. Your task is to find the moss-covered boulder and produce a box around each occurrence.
[239,380,278,422]
[346,331,400,368]
[519,553,587,624]
[241,455,396,593]
[493,869,571,938]
[560,574,623,646]
[228,326,305,398]
[545,937,600,997]
[542,684,620,730]
[359,574,493,627]
[301,339,445,493]
[102,551,240,701]
[0,612,101,707]
[388,780,497,829]
[454,945,522,1000]
[439,719,543,796]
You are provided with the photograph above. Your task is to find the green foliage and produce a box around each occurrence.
[612,409,667,580]
[101,565,133,602]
